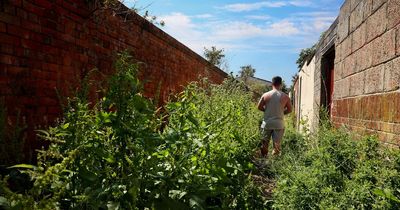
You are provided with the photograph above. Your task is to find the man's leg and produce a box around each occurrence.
[261,129,273,157]
[271,129,285,156]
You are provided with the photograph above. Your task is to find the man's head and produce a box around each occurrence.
[272,76,283,89]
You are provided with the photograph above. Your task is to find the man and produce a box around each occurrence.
[257,76,292,157]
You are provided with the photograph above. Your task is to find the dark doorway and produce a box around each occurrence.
[321,48,335,117]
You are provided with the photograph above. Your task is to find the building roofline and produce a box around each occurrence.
[250,76,272,84]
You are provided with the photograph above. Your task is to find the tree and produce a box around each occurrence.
[238,65,256,84]
[203,46,226,68]
[296,45,316,70]
[289,73,299,91]
[281,80,289,94]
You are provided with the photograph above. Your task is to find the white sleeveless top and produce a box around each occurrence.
[263,90,285,129]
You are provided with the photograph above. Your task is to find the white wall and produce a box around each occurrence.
[297,56,316,133]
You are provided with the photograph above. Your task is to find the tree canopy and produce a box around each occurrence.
[296,45,316,70]
[238,65,256,83]
[203,46,226,68]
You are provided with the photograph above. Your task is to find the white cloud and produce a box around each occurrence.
[213,22,264,39]
[289,0,313,7]
[158,9,335,55]
[193,14,213,19]
[246,15,272,20]
[222,1,286,12]
[160,12,195,29]
[265,20,300,36]
[222,1,313,12]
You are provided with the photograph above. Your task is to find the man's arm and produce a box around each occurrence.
[284,97,292,115]
[257,95,265,112]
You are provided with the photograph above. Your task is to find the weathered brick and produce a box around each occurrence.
[336,42,343,62]
[0,22,6,33]
[363,0,374,19]
[0,12,20,25]
[350,0,361,11]
[397,25,400,55]
[21,19,41,32]
[365,64,385,94]
[33,0,53,9]
[372,29,396,65]
[364,96,374,120]
[342,35,352,58]
[343,54,355,77]
[383,58,400,91]
[349,71,365,96]
[387,0,400,29]
[1,0,228,161]
[7,24,30,39]
[337,15,350,43]
[395,92,400,123]
[394,123,400,135]
[352,49,363,74]
[334,80,342,99]
[3,3,17,15]
[7,66,29,77]
[373,95,383,120]
[334,61,343,81]
[381,123,396,133]
[16,8,27,19]
[22,1,45,16]
[9,0,22,7]
[366,4,387,42]
[358,43,373,70]
[354,97,363,119]
[340,99,349,118]
[352,23,366,52]
[373,0,387,11]
[381,93,396,122]
[350,1,365,32]
[358,96,369,119]
[343,77,350,98]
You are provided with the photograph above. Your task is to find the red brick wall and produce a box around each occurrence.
[0,0,227,161]
[332,0,400,146]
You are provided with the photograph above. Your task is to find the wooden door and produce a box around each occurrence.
[328,66,334,115]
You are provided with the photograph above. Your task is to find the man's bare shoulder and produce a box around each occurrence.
[280,92,290,101]
[262,91,273,99]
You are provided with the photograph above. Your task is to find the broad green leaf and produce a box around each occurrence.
[62,123,70,129]
[8,164,36,170]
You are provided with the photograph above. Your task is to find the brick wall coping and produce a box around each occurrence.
[113,2,228,79]
[316,18,338,57]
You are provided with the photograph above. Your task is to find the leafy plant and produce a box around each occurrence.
[272,117,400,210]
[0,52,265,209]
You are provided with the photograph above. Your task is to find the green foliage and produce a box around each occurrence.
[296,45,316,70]
[0,102,26,165]
[272,118,400,210]
[203,46,226,69]
[248,82,272,98]
[238,65,256,84]
[0,52,265,209]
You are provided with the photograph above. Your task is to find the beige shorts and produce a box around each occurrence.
[261,128,285,144]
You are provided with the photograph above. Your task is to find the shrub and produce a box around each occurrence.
[273,121,400,210]
[0,52,265,209]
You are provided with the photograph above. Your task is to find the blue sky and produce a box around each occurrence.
[125,0,344,84]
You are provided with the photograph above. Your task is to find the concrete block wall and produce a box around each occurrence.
[0,0,227,161]
[332,0,400,145]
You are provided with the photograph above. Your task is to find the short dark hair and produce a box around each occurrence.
[272,76,282,86]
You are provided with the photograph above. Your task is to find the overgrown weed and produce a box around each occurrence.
[272,112,400,210]
[0,51,266,209]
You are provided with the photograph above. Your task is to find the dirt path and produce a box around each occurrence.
[251,152,276,200]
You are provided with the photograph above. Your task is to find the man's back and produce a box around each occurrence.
[257,76,292,157]
[262,90,286,129]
